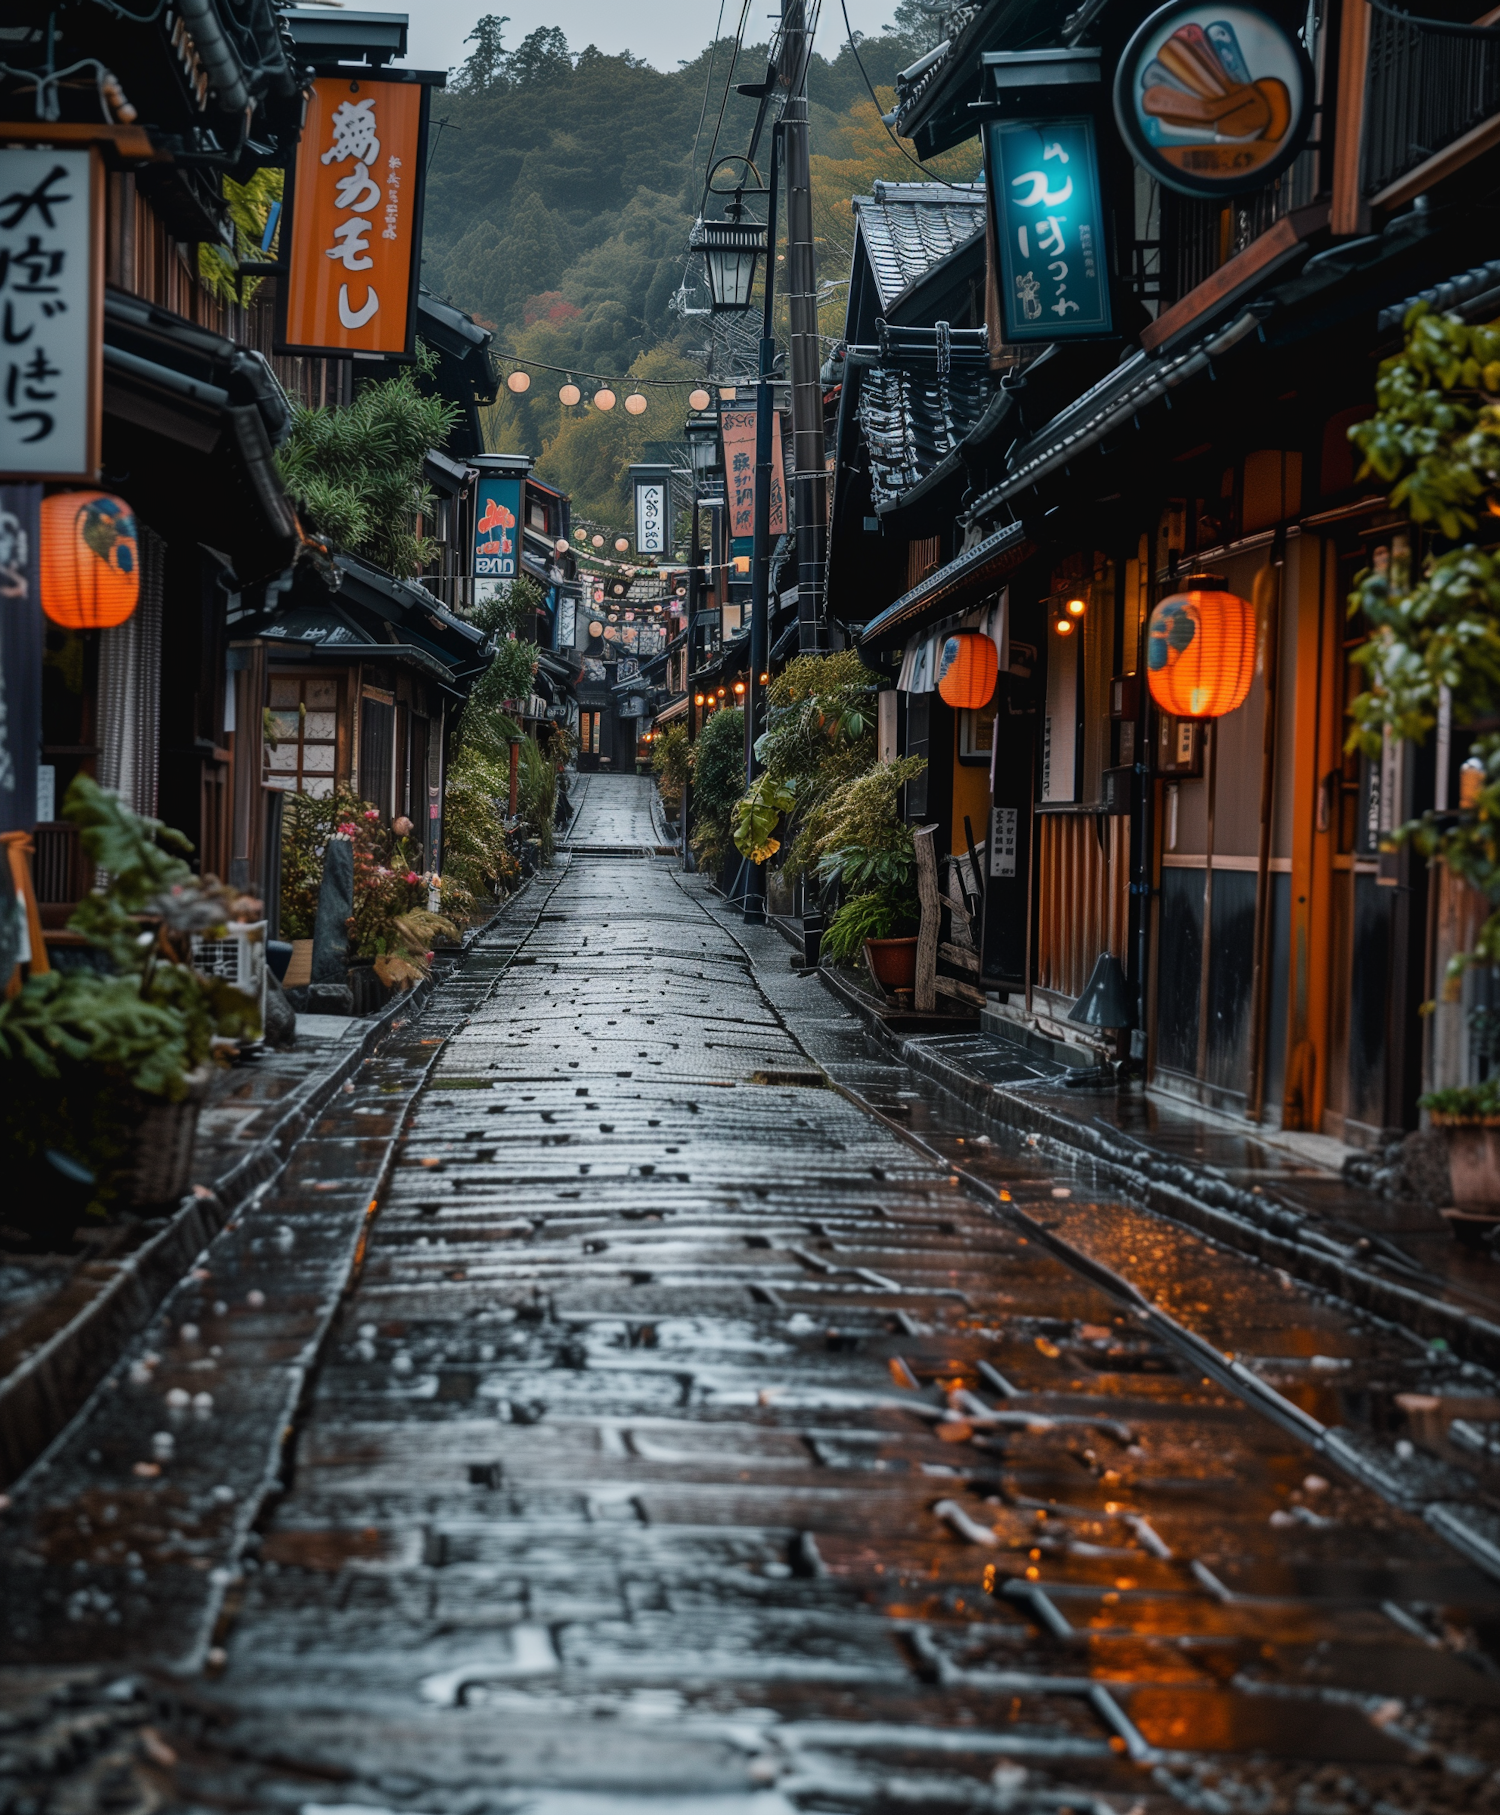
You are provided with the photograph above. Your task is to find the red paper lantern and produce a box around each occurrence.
[40,492,140,630]
[936,630,997,710]
[1146,582,1255,720]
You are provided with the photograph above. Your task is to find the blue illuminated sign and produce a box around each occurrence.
[985,116,1113,344]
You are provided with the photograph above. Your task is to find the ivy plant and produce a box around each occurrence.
[1346,305,1500,989]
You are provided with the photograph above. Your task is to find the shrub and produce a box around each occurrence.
[689,708,745,875]
[651,723,690,814]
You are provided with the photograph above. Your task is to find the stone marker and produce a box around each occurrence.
[311,835,354,986]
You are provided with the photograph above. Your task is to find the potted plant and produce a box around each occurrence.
[0,779,260,1236]
[1418,1081,1500,1233]
[808,757,927,990]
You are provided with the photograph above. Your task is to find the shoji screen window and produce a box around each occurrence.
[266,674,341,797]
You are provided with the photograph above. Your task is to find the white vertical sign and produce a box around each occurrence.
[0,147,99,478]
[990,806,1017,878]
[634,479,667,555]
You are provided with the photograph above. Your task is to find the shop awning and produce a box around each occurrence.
[859,520,1032,649]
[102,289,298,585]
[652,694,689,727]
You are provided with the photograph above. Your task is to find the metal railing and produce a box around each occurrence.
[1363,0,1500,196]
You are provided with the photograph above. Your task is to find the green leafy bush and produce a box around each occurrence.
[276,360,461,577]
[1344,305,1500,988]
[821,890,913,964]
[651,723,690,815]
[1419,1080,1500,1121]
[733,773,797,862]
[689,708,745,875]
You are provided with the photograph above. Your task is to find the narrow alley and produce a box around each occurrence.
[4,779,1500,1815]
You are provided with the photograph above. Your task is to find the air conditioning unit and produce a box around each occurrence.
[191,919,267,1041]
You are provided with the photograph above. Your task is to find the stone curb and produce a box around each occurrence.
[0,899,518,1489]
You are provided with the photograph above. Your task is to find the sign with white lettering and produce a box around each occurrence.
[0,148,100,479]
[990,806,1018,878]
[985,117,1112,344]
[634,479,667,555]
[473,475,520,606]
[279,76,432,358]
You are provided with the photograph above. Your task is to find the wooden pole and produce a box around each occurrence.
[914,823,941,1012]
[1246,561,1283,1120]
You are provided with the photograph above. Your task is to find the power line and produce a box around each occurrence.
[837,0,978,192]
[699,0,754,215]
[691,0,730,192]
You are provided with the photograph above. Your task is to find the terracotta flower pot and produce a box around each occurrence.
[865,935,918,992]
[1438,1120,1500,1209]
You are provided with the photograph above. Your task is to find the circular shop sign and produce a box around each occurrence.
[1114,1,1313,197]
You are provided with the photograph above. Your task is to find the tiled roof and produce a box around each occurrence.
[856,362,993,509]
[852,182,987,313]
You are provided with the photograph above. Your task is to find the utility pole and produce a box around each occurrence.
[779,0,829,654]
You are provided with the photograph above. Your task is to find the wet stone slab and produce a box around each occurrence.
[5,781,1500,1813]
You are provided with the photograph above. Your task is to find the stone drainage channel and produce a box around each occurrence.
[3,779,1500,1814]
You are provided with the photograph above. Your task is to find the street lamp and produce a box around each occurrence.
[688,216,768,313]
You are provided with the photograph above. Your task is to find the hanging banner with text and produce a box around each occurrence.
[984,117,1113,344]
[720,408,786,539]
[473,474,520,609]
[0,147,101,479]
[632,464,673,555]
[279,75,432,358]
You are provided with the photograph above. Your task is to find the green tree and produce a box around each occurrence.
[453,14,510,94]
[276,361,459,577]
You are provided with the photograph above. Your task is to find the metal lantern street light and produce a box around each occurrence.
[688,215,768,313]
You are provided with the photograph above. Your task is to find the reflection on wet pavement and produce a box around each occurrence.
[5,779,1500,1812]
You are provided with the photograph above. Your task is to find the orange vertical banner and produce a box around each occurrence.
[719,409,786,539]
[279,76,431,358]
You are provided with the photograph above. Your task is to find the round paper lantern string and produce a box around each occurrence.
[1146,576,1255,720]
[506,370,531,394]
[936,629,998,711]
[559,382,581,406]
[40,492,140,631]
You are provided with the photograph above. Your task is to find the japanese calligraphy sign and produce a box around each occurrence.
[985,118,1113,345]
[280,77,430,357]
[1114,1,1312,197]
[0,149,101,480]
[473,474,520,610]
[719,408,786,539]
[632,465,672,556]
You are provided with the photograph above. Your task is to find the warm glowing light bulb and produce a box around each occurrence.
[1054,617,1074,636]
[694,694,705,705]
[733,680,745,695]
[716,687,726,697]
[1066,596,1086,616]
[759,672,768,684]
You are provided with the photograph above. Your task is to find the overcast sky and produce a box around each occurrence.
[402,0,903,80]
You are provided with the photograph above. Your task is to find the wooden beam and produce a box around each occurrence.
[1331,0,1372,236]
[914,824,941,1013]
[939,940,980,973]
[1139,205,1329,354]
[935,972,988,1008]
[1369,108,1500,212]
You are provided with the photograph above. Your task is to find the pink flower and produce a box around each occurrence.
[337,821,357,835]
[364,809,380,821]
[405,871,420,884]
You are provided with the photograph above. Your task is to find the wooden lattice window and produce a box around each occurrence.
[266,673,341,797]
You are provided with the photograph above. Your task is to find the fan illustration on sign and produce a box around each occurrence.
[1115,1,1312,196]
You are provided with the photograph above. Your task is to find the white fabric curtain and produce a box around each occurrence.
[897,588,1008,695]
[96,524,163,819]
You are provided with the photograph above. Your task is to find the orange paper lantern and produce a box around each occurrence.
[41,492,140,630]
[936,630,997,710]
[1146,583,1255,720]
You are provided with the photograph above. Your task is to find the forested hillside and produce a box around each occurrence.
[420,12,979,523]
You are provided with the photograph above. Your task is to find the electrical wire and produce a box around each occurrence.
[699,0,753,215]
[837,0,979,191]
[691,0,729,195]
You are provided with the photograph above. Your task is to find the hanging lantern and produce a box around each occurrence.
[593,389,616,411]
[936,629,998,710]
[1053,616,1074,637]
[624,393,647,416]
[559,383,581,406]
[507,370,531,394]
[41,492,140,630]
[688,387,711,412]
[590,621,604,638]
[688,216,767,312]
[591,533,604,548]
[1065,595,1086,617]
[614,537,629,552]
[553,538,569,555]
[1146,577,1255,720]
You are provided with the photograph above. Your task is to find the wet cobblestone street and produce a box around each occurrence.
[7,777,1500,1814]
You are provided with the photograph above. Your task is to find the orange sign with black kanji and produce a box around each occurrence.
[280,76,428,358]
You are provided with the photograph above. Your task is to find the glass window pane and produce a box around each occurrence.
[304,775,334,799]
[307,678,338,710]
[303,744,335,772]
[304,712,337,740]
[269,677,300,709]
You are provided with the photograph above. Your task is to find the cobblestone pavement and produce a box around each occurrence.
[6,776,1500,1815]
